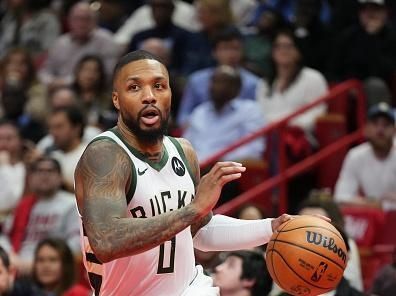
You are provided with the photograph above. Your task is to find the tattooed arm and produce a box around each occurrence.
[75,139,244,263]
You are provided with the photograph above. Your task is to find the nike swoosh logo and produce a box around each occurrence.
[137,168,148,176]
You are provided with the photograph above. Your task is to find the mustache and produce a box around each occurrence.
[138,104,162,118]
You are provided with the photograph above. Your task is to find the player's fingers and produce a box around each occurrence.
[219,173,243,186]
[210,161,243,174]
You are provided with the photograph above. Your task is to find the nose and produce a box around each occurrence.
[142,86,156,105]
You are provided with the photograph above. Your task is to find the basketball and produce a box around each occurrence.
[265,215,347,296]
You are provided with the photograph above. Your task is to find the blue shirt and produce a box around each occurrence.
[177,67,259,126]
[183,98,266,162]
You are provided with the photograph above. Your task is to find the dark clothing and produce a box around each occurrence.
[9,277,44,296]
[326,24,396,83]
[128,23,193,74]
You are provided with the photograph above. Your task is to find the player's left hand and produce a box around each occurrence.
[271,214,331,232]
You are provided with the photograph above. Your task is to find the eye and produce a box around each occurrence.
[127,84,139,91]
[154,83,164,89]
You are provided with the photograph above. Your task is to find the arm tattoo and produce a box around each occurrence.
[75,139,200,263]
[177,138,213,236]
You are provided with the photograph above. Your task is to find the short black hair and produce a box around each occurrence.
[51,106,86,139]
[0,246,10,269]
[213,26,243,48]
[112,50,166,86]
[226,250,272,296]
[30,156,62,174]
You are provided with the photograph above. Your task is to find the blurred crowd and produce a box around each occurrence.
[0,0,395,295]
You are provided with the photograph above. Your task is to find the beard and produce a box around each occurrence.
[121,106,169,144]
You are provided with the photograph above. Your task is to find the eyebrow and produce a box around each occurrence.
[125,76,167,83]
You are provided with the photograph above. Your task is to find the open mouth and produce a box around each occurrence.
[140,108,160,126]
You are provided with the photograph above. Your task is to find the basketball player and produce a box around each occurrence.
[74,50,292,296]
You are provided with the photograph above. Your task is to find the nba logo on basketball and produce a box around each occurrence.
[311,262,328,282]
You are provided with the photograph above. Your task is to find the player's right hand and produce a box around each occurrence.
[191,162,246,217]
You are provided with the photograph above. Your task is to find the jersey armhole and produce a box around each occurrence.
[168,137,197,186]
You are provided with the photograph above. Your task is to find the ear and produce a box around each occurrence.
[363,124,370,138]
[112,91,120,110]
[241,278,256,289]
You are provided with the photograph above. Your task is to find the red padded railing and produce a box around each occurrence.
[199,79,366,215]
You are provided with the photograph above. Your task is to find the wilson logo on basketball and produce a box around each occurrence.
[305,231,347,264]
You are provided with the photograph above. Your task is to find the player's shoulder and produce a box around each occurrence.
[168,136,194,153]
[77,137,131,173]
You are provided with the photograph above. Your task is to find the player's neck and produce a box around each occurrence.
[116,122,164,162]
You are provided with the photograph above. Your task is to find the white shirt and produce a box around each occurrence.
[255,67,328,131]
[50,143,87,187]
[335,142,396,204]
[0,162,26,212]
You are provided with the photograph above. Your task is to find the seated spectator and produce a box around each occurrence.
[183,65,265,162]
[39,1,121,88]
[0,121,27,227]
[326,0,396,107]
[0,84,46,143]
[255,28,328,132]
[212,250,273,296]
[0,48,48,124]
[32,238,90,296]
[71,55,111,127]
[0,0,60,60]
[0,245,42,295]
[181,0,236,74]
[297,190,364,292]
[36,87,102,154]
[114,0,198,49]
[46,107,88,191]
[334,102,396,209]
[370,247,396,296]
[127,0,193,75]
[3,157,80,275]
[243,5,285,77]
[236,203,267,220]
[178,27,259,127]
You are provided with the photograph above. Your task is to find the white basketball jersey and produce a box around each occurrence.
[80,129,197,296]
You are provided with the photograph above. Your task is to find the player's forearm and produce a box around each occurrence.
[84,204,200,263]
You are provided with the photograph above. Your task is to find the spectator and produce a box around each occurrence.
[127,0,193,75]
[4,157,80,275]
[371,247,396,296]
[335,102,396,209]
[243,5,285,77]
[39,1,121,88]
[183,65,265,162]
[0,48,48,124]
[114,0,198,49]
[178,27,259,127]
[0,245,42,296]
[47,106,87,191]
[32,238,90,296]
[0,121,27,226]
[71,55,111,127]
[182,0,236,74]
[0,0,60,60]
[326,0,396,107]
[0,84,46,143]
[255,28,328,132]
[236,204,267,220]
[212,250,273,296]
[297,190,364,292]
[36,87,101,154]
